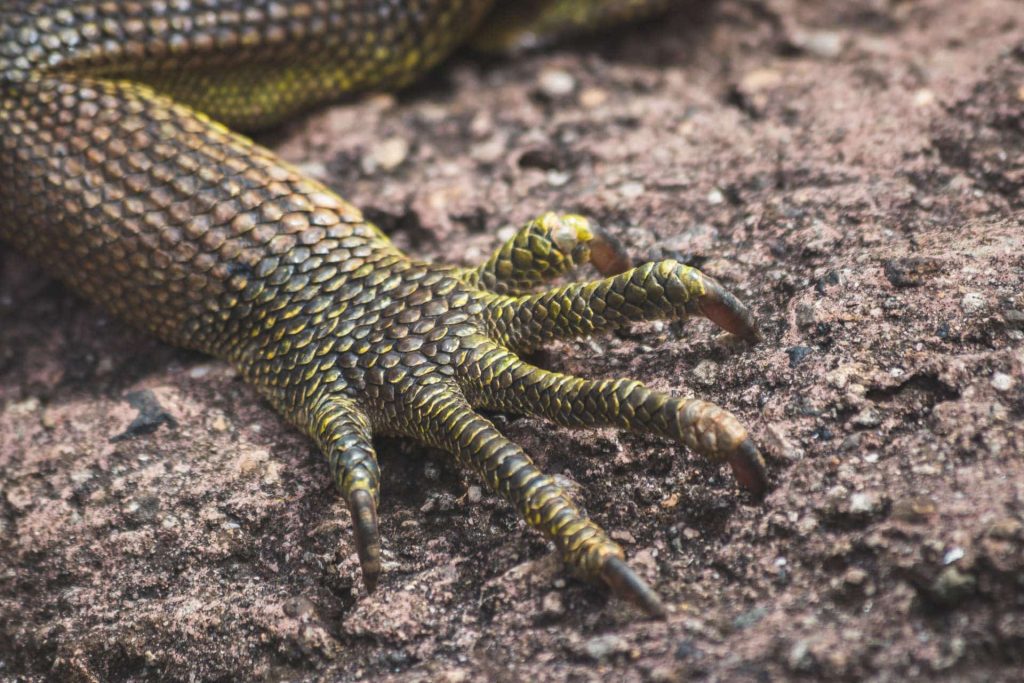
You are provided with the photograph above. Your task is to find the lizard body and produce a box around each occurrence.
[0,0,767,617]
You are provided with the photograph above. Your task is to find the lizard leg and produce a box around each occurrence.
[460,344,768,494]
[487,259,761,352]
[406,384,666,617]
[461,212,631,294]
[308,396,383,591]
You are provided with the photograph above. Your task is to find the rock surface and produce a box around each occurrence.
[2,1,1023,680]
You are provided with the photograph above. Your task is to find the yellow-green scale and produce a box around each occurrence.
[0,1,766,618]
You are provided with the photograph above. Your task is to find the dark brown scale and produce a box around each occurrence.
[0,0,767,619]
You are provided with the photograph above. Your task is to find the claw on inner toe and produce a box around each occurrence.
[600,556,668,619]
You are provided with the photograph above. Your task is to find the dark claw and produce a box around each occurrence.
[728,438,769,498]
[589,226,633,277]
[348,489,382,592]
[600,556,668,619]
[699,277,762,343]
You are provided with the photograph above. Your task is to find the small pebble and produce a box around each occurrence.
[189,365,212,379]
[766,423,805,461]
[791,29,844,58]
[851,406,882,428]
[469,111,493,138]
[440,669,470,683]
[210,414,230,432]
[70,469,94,484]
[364,137,409,173]
[618,181,645,199]
[237,448,270,475]
[40,408,59,429]
[892,495,936,522]
[960,292,986,313]
[583,634,630,661]
[660,493,680,509]
[787,345,812,366]
[991,372,1014,392]
[844,567,868,586]
[610,530,636,544]
[739,68,783,93]
[840,433,862,451]
[470,137,505,164]
[796,302,818,329]
[849,491,880,515]
[692,359,718,386]
[733,606,767,629]
[913,89,936,107]
[546,170,571,187]
[538,68,576,97]
[943,547,965,565]
[883,256,942,287]
[1003,309,1024,329]
[788,639,813,672]
[929,566,976,606]
[540,591,564,618]
[649,665,677,683]
[579,87,608,108]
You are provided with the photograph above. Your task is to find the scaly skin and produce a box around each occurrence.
[0,1,768,618]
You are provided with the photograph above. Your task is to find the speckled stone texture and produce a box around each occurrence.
[2,0,1023,680]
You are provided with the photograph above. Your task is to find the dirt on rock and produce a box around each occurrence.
[2,1,1023,681]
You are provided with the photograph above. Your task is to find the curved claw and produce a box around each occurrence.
[588,225,633,277]
[600,556,667,619]
[697,274,762,343]
[727,438,769,498]
[348,489,382,592]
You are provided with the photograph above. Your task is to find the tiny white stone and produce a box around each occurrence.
[546,170,571,187]
[991,372,1014,392]
[619,181,645,199]
[538,68,576,97]
[189,365,212,379]
[912,89,936,108]
[849,492,879,514]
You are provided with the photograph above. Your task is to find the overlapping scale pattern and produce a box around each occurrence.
[1,0,765,617]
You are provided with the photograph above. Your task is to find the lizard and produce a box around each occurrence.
[0,0,768,619]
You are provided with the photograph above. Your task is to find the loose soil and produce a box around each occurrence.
[2,1,1023,681]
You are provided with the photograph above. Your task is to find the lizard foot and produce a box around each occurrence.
[295,212,766,616]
